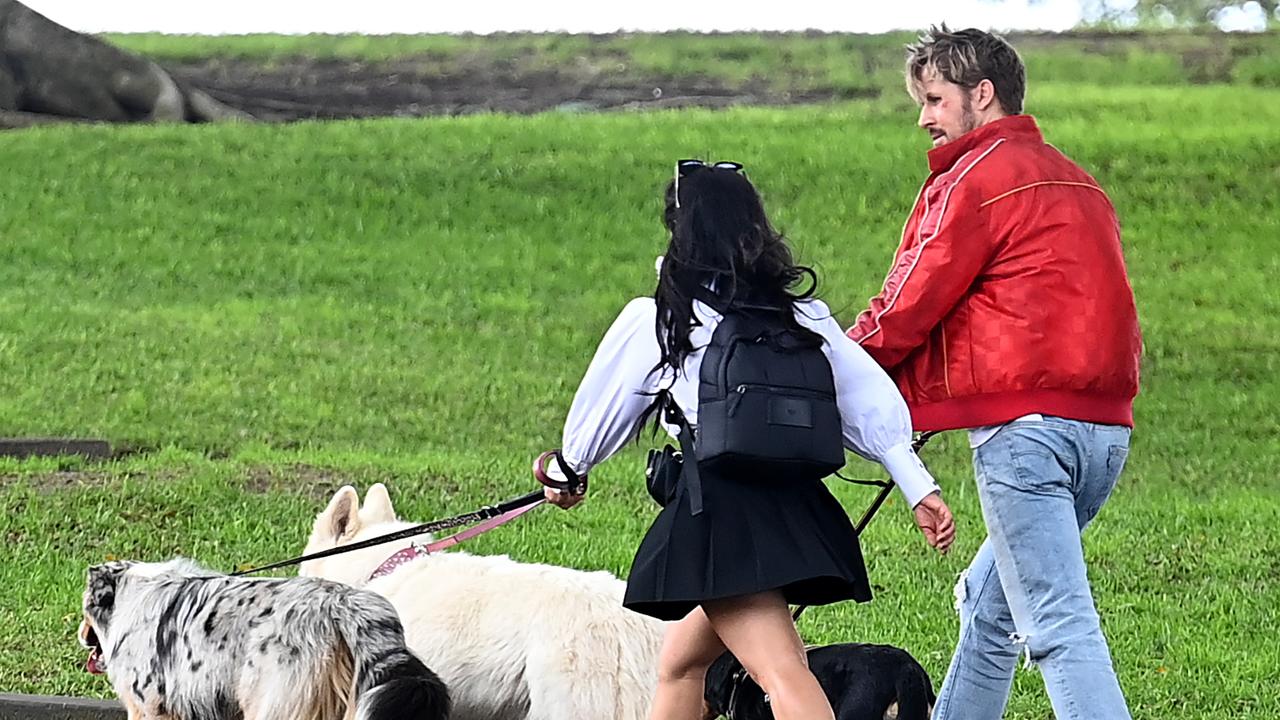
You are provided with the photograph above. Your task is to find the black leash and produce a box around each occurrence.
[717,432,939,718]
[230,490,545,576]
[790,431,937,621]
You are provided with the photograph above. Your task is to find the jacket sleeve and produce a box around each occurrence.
[847,179,994,370]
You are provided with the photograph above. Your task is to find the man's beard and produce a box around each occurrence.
[959,93,979,136]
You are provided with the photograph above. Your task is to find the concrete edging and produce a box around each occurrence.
[0,693,124,720]
[0,438,111,460]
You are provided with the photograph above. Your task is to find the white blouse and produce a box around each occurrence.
[557,296,940,508]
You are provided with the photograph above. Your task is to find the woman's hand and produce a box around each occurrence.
[913,491,955,553]
[534,450,588,510]
[544,485,587,510]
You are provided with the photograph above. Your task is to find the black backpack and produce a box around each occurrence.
[694,309,846,479]
[658,301,846,513]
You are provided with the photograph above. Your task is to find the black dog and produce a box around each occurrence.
[703,643,935,720]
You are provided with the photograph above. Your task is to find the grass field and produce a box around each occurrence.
[2,35,1280,718]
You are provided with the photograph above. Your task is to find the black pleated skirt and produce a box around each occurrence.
[623,466,873,621]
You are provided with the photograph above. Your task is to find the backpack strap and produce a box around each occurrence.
[661,391,705,516]
[691,285,730,319]
[693,284,789,317]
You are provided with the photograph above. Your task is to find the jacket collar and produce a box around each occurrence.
[927,114,1042,174]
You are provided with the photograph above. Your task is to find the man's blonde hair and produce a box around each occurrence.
[906,25,1026,115]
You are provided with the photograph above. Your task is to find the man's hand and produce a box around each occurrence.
[913,491,955,553]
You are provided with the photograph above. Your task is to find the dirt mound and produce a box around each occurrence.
[167,57,872,120]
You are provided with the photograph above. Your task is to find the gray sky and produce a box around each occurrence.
[20,0,1272,34]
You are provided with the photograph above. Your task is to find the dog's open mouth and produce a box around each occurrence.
[82,624,105,675]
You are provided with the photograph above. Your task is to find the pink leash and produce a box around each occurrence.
[229,450,579,582]
[235,450,580,579]
[428,499,544,551]
[369,450,584,581]
[369,499,544,580]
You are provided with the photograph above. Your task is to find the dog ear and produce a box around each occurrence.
[85,561,131,617]
[360,483,397,524]
[313,485,362,544]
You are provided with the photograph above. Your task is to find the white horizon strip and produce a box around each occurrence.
[855,138,1006,346]
[21,0,1091,35]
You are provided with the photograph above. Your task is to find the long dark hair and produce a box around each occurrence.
[654,165,820,375]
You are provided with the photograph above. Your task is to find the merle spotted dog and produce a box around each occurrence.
[78,558,450,720]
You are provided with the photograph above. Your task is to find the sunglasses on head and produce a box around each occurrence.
[674,159,745,208]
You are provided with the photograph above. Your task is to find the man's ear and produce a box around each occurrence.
[973,78,999,114]
[311,486,362,545]
[360,483,397,524]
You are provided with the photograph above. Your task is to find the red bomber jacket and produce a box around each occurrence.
[847,115,1142,431]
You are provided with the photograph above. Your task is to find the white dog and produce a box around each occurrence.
[300,483,666,720]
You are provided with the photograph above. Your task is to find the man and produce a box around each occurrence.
[847,27,1142,720]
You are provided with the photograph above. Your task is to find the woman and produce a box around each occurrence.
[539,160,955,720]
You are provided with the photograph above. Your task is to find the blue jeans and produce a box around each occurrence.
[933,416,1131,720]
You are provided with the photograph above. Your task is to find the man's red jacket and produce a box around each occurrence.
[847,115,1142,431]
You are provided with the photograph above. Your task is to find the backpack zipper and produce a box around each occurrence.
[728,383,835,415]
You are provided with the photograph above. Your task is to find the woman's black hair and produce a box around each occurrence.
[653,165,821,376]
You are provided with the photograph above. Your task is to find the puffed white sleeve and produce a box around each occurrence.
[798,301,941,508]
[556,298,664,477]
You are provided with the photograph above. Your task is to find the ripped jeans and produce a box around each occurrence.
[933,416,1132,720]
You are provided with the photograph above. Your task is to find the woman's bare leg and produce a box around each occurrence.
[647,607,726,720]
[702,591,834,720]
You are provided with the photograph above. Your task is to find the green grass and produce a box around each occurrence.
[105,30,1280,91]
[2,80,1279,717]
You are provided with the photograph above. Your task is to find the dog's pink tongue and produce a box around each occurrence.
[85,648,104,675]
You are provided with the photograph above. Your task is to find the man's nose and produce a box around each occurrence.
[917,105,931,128]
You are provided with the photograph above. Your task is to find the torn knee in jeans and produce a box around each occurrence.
[953,569,970,614]
[1008,632,1035,669]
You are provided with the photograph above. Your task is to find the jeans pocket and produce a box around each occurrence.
[978,427,1072,495]
[1076,444,1128,527]
[1012,446,1073,494]
[1107,444,1130,475]
[993,425,1075,491]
